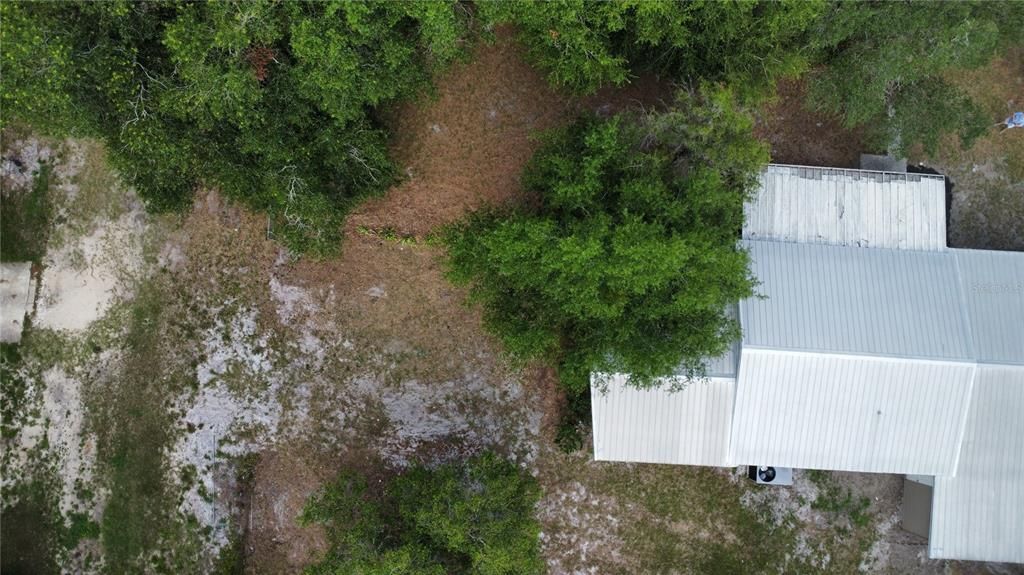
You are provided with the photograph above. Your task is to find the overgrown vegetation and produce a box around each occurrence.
[0,343,28,439]
[445,86,765,390]
[3,1,1017,256]
[479,0,822,99]
[481,0,1022,154]
[554,387,591,453]
[0,1,472,255]
[0,161,52,262]
[806,1,1023,154]
[302,452,543,575]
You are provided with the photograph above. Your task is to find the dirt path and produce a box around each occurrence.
[349,26,672,238]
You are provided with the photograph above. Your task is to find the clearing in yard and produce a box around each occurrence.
[2,27,1022,575]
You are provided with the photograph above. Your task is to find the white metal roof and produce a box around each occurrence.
[954,249,1024,365]
[729,348,975,475]
[930,365,1024,563]
[592,373,734,466]
[740,240,972,360]
[744,164,947,251]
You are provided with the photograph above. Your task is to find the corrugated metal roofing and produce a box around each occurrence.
[740,240,972,360]
[592,373,734,466]
[729,349,975,475]
[954,249,1024,365]
[744,164,947,251]
[930,365,1024,563]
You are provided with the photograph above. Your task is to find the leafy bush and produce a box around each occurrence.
[555,387,592,453]
[301,453,542,575]
[0,1,472,255]
[478,0,823,98]
[444,86,766,391]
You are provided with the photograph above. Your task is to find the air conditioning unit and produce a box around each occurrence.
[747,465,793,486]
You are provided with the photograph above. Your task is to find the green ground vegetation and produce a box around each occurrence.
[553,460,882,574]
[444,86,766,391]
[90,283,190,572]
[13,274,212,573]
[0,160,53,263]
[1,343,28,439]
[302,452,543,575]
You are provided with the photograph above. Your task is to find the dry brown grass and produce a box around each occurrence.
[349,26,672,239]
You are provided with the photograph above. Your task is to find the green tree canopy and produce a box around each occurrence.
[0,0,471,254]
[479,0,823,98]
[806,0,1023,154]
[478,0,1021,154]
[301,453,542,575]
[444,87,766,391]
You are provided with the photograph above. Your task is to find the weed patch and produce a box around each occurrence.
[807,470,872,529]
[554,387,590,453]
[85,279,206,572]
[0,342,28,438]
[0,162,52,262]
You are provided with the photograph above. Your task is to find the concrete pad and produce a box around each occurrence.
[1,262,36,342]
[901,477,932,538]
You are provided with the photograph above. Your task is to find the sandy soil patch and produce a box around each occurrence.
[39,368,97,517]
[35,207,146,332]
[536,476,630,575]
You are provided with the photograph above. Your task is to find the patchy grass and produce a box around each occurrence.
[45,140,132,252]
[83,278,206,573]
[535,455,883,574]
[1,342,28,438]
[807,469,872,529]
[0,161,52,262]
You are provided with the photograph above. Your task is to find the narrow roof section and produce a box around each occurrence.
[740,240,972,361]
[592,373,735,467]
[930,365,1024,563]
[743,164,947,251]
[953,249,1024,365]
